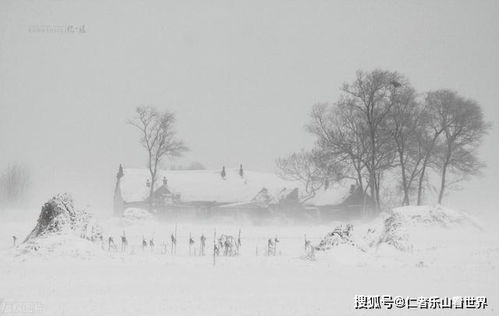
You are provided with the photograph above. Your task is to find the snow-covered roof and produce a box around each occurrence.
[119,168,301,204]
[305,179,356,206]
[119,167,355,207]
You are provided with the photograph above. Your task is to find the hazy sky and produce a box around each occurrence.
[0,0,498,214]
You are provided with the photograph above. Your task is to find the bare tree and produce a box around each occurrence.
[307,103,369,194]
[340,70,404,210]
[414,94,450,205]
[276,150,339,202]
[0,163,31,208]
[427,90,490,203]
[386,85,429,205]
[279,69,491,212]
[299,71,490,210]
[129,106,187,209]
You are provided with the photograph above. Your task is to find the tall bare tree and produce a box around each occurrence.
[427,90,490,203]
[341,70,404,210]
[415,93,450,205]
[129,106,187,209]
[386,85,428,205]
[307,103,369,194]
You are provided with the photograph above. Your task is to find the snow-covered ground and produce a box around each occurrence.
[0,206,498,315]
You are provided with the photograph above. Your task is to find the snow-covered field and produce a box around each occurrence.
[0,206,498,315]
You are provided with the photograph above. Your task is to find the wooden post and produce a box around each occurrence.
[121,231,127,253]
[174,224,177,255]
[170,232,174,255]
[274,236,278,256]
[213,229,216,266]
[238,229,241,245]
[237,228,241,255]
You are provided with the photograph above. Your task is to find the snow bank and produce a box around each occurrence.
[313,205,481,262]
[15,234,106,260]
[375,205,481,252]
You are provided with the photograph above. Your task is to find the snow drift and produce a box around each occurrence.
[16,193,104,259]
[314,205,481,256]
[375,205,481,252]
[315,224,357,250]
[24,193,97,241]
[312,223,372,265]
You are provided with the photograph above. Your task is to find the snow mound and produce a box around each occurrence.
[315,224,359,251]
[312,205,481,263]
[376,205,481,252]
[15,234,106,260]
[24,193,99,241]
[16,193,103,260]
[310,224,372,265]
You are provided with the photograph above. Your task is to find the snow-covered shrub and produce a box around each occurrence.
[16,193,103,259]
[315,224,356,251]
[376,212,413,252]
[24,193,98,242]
[311,224,375,266]
[375,205,481,252]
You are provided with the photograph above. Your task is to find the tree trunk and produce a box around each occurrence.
[438,162,448,204]
[149,176,155,210]
[148,166,156,211]
[416,131,442,205]
[354,163,364,193]
[375,173,381,211]
[416,163,426,206]
[368,116,380,213]
[399,151,410,205]
[369,174,376,215]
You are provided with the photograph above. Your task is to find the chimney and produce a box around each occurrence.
[116,164,124,180]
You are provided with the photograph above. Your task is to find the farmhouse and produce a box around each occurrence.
[113,165,372,220]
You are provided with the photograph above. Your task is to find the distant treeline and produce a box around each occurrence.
[0,163,30,210]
